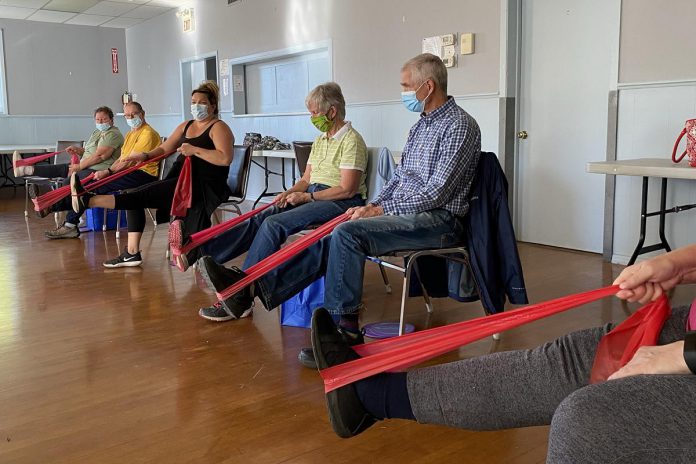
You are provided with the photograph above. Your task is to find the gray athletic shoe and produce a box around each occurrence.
[44,223,80,239]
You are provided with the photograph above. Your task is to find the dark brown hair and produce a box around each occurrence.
[94,106,114,120]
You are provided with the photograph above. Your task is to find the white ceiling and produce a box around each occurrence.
[0,0,192,28]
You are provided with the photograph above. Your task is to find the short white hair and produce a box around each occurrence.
[402,53,448,94]
[305,82,346,120]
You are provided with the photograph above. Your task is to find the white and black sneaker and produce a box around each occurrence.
[103,250,143,268]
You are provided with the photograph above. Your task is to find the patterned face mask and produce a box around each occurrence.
[310,113,334,133]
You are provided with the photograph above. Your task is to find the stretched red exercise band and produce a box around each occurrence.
[320,287,672,392]
[14,150,65,167]
[32,152,172,212]
[170,156,192,217]
[172,200,278,256]
[215,213,350,301]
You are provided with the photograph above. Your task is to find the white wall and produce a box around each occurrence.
[0,19,127,144]
[126,0,501,200]
[609,1,696,263]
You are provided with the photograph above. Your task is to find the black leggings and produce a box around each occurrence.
[113,177,224,236]
[113,178,177,233]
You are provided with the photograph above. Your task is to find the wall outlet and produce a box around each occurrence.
[460,33,474,55]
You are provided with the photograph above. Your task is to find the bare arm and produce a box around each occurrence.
[178,122,233,166]
[78,145,115,169]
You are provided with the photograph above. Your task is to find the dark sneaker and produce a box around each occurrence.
[44,223,80,239]
[198,300,253,322]
[299,325,364,369]
[70,173,92,215]
[103,250,143,268]
[28,184,51,218]
[311,308,376,438]
[168,219,184,253]
[197,256,254,318]
[13,151,31,178]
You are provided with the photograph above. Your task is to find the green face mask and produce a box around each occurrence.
[310,113,334,133]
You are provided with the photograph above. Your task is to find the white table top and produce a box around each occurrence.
[0,144,55,155]
[586,158,696,180]
[252,149,295,159]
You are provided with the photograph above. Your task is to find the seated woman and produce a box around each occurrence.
[70,81,234,268]
[312,244,696,462]
[191,82,368,322]
[13,106,124,239]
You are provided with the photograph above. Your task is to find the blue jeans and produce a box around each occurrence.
[202,184,364,269]
[255,209,465,314]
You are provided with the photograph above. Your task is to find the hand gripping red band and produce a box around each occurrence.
[15,150,66,167]
[215,213,350,301]
[319,286,671,392]
[32,152,172,212]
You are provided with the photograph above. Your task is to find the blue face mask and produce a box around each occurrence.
[126,116,143,129]
[401,81,430,113]
[96,122,111,132]
[191,104,209,121]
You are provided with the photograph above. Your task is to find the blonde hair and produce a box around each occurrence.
[305,82,346,120]
[402,53,448,94]
[192,80,220,115]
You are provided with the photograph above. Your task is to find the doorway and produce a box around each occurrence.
[514,0,620,252]
[180,53,218,120]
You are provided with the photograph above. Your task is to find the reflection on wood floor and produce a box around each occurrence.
[1,187,692,464]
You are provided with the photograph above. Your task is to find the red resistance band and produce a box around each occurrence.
[32,151,172,212]
[172,200,278,257]
[320,287,672,393]
[170,156,192,217]
[215,213,350,301]
[15,150,65,167]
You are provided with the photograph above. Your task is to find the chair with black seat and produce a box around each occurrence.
[366,152,519,338]
[213,144,254,223]
[24,140,84,222]
[292,141,313,178]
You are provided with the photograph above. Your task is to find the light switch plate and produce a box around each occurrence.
[443,56,456,68]
[441,33,455,46]
[460,33,474,55]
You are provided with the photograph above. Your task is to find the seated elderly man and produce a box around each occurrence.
[190,82,368,322]
[197,53,480,369]
[13,105,128,239]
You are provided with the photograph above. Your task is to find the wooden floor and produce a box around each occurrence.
[1,187,693,464]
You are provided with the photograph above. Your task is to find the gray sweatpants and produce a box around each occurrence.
[407,305,696,463]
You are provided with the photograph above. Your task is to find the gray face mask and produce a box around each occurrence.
[190,104,209,121]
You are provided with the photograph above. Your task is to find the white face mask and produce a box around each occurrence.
[126,116,143,129]
[191,104,209,121]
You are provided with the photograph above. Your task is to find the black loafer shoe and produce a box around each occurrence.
[311,308,376,438]
[70,173,92,215]
[299,325,364,369]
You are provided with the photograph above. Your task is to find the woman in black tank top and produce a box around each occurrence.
[78,81,236,268]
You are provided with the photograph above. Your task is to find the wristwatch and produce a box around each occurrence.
[310,192,315,202]
[683,330,696,374]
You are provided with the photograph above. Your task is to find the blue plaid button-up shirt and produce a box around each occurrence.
[373,97,481,216]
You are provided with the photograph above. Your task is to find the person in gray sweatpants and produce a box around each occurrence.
[312,244,696,463]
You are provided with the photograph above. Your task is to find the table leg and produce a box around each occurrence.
[252,157,271,208]
[627,176,649,265]
[658,177,672,254]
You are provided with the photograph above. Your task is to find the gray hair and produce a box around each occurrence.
[402,53,448,94]
[305,82,346,120]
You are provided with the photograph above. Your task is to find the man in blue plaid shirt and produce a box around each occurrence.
[197,54,481,368]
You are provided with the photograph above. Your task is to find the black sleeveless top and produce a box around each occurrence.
[166,119,231,202]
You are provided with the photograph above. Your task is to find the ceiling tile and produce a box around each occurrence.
[0,1,47,8]
[121,4,166,19]
[65,13,113,25]
[99,15,143,28]
[147,0,191,7]
[83,1,137,16]
[42,0,99,13]
[0,5,34,19]
[26,9,77,22]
